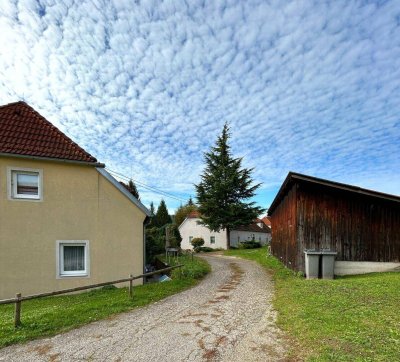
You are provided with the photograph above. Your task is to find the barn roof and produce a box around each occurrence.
[0,101,100,165]
[268,172,400,216]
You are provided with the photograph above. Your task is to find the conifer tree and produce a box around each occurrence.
[149,202,155,216]
[127,179,140,200]
[153,199,172,227]
[195,123,264,249]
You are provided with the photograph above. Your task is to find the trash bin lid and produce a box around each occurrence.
[304,249,337,255]
[304,249,322,255]
[320,251,337,255]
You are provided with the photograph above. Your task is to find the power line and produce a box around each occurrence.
[106,168,188,202]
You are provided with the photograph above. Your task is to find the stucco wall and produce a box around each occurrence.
[0,156,146,299]
[179,218,270,249]
[179,218,227,249]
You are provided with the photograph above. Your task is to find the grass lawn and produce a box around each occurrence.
[224,247,400,362]
[0,254,210,349]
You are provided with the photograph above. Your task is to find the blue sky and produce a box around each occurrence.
[1,0,399,213]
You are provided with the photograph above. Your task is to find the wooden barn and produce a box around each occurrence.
[268,172,400,275]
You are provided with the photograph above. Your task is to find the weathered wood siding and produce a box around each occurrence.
[296,182,400,271]
[270,184,297,268]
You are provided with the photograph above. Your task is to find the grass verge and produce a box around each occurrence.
[0,254,210,349]
[224,247,400,361]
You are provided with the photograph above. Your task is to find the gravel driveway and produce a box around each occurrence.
[0,254,287,361]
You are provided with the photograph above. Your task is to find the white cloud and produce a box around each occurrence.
[1,0,399,210]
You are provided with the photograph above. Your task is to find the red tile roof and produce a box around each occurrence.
[0,101,98,163]
[261,216,272,227]
[187,210,200,218]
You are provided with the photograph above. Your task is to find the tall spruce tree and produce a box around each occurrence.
[149,202,155,216]
[195,123,264,249]
[153,199,172,227]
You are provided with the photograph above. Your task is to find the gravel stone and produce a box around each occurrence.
[0,254,287,361]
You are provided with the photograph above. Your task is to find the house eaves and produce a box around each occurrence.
[96,168,151,217]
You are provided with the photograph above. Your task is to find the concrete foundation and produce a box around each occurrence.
[335,261,400,276]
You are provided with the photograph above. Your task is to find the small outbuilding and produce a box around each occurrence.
[268,172,400,275]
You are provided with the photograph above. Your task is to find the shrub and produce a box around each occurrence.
[199,246,215,252]
[239,241,261,249]
[191,237,205,252]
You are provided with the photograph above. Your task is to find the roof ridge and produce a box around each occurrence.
[0,100,27,109]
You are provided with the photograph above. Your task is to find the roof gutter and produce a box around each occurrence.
[0,152,105,168]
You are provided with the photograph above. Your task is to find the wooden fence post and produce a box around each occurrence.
[14,293,22,328]
[129,275,133,298]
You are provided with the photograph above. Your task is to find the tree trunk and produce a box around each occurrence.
[226,227,230,250]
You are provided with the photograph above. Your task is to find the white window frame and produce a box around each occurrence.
[7,167,43,201]
[189,236,193,244]
[56,240,90,278]
[210,236,215,244]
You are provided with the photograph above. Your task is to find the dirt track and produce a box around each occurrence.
[0,254,287,361]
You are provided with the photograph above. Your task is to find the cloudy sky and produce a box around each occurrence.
[1,0,399,213]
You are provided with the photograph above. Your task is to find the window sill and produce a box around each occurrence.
[58,273,90,279]
[10,196,42,202]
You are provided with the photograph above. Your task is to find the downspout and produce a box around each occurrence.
[143,216,151,283]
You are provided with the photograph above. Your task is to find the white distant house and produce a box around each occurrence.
[179,211,271,250]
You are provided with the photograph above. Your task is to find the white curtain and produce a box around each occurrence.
[64,246,85,271]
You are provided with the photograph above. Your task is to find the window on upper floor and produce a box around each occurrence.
[8,167,43,200]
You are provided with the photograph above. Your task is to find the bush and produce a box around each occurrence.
[239,241,261,249]
[199,246,214,252]
[191,237,205,252]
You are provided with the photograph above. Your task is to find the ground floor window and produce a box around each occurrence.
[210,236,215,244]
[189,236,193,244]
[57,240,89,277]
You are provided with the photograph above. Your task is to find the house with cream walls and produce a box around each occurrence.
[179,211,271,250]
[0,101,150,299]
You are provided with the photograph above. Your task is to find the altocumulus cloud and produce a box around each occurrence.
[0,0,400,211]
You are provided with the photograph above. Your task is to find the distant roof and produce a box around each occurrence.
[268,172,400,216]
[234,223,270,234]
[0,101,98,164]
[261,216,271,227]
[187,210,200,218]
